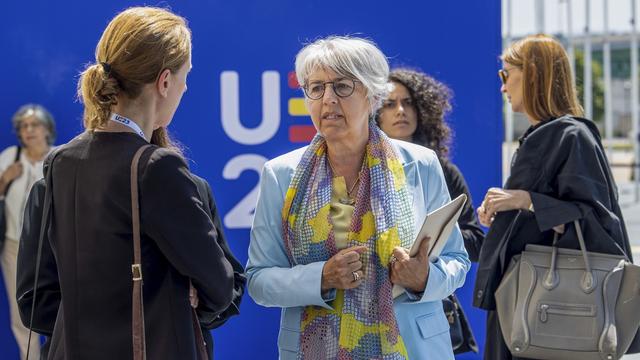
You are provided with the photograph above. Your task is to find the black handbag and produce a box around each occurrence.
[0,146,22,250]
[443,293,479,354]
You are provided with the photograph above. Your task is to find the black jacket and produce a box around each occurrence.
[17,175,247,359]
[191,174,246,357]
[439,158,485,262]
[475,116,637,359]
[473,116,633,311]
[438,158,483,354]
[15,132,235,360]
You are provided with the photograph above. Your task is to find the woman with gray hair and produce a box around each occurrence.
[0,103,55,359]
[246,36,469,359]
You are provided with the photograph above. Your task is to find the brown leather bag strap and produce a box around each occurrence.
[131,145,152,360]
[130,145,209,360]
[191,306,209,360]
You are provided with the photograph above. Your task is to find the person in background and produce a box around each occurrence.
[475,34,634,359]
[376,68,484,261]
[246,36,469,360]
[376,68,482,354]
[0,103,55,359]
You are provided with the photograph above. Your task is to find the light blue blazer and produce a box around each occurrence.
[246,139,471,360]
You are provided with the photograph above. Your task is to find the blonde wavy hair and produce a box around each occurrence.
[77,7,191,130]
[502,34,584,121]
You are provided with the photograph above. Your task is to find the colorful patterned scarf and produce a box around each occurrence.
[282,122,415,360]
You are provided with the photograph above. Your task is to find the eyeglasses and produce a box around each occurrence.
[18,122,44,131]
[302,78,359,100]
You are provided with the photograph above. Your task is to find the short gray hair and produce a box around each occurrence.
[12,104,57,145]
[295,36,390,114]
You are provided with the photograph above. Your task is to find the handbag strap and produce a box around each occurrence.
[131,145,151,360]
[573,219,597,293]
[130,145,209,360]
[3,146,22,196]
[191,306,209,360]
[544,220,596,293]
[25,146,61,360]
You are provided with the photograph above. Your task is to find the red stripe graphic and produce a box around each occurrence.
[289,125,316,143]
[288,71,300,89]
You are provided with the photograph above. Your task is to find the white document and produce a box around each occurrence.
[392,194,467,298]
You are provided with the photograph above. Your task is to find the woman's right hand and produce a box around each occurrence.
[477,202,493,227]
[1,162,23,185]
[478,188,532,227]
[321,245,367,292]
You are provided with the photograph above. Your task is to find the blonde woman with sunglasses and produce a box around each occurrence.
[474,34,634,359]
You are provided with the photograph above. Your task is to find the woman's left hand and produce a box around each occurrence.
[189,282,199,308]
[482,188,531,217]
[389,237,430,294]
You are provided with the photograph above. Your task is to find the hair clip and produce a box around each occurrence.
[100,62,112,76]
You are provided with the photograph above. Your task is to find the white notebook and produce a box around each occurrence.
[392,194,467,298]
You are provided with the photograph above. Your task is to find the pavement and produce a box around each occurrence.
[618,182,640,262]
[614,182,640,359]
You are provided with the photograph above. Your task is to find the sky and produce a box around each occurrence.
[505,0,639,37]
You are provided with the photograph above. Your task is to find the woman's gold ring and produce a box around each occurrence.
[352,271,360,282]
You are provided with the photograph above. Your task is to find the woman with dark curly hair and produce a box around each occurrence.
[376,68,484,260]
[377,69,452,157]
[376,68,483,355]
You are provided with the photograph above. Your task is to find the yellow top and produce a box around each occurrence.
[330,176,355,249]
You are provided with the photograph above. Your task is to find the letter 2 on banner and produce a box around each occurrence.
[223,154,267,228]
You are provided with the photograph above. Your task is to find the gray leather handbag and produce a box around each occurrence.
[495,220,640,360]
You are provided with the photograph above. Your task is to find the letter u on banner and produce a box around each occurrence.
[220,71,280,145]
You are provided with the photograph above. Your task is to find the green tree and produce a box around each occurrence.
[574,49,605,125]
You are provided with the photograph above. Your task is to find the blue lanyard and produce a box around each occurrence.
[109,113,146,140]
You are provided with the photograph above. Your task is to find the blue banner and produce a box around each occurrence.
[0,1,502,358]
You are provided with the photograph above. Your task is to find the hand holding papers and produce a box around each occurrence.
[391,194,467,298]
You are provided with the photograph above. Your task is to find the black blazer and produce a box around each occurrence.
[439,158,485,262]
[17,174,246,359]
[16,132,235,360]
[191,174,246,357]
[474,117,633,311]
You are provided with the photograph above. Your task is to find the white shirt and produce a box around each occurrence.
[0,146,47,242]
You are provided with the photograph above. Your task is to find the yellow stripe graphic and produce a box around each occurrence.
[288,98,309,116]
